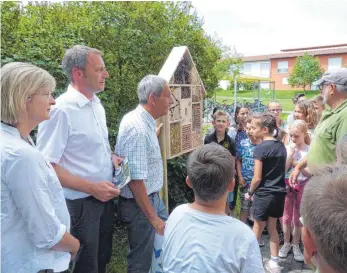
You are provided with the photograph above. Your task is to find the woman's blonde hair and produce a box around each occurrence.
[288,119,310,145]
[295,100,318,130]
[1,62,56,125]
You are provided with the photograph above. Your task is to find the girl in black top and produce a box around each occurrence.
[246,112,287,273]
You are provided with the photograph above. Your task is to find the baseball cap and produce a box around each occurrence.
[313,68,347,86]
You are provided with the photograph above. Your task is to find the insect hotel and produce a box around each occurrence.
[159,46,206,159]
[158,46,206,209]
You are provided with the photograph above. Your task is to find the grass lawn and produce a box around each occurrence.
[214,89,320,120]
[107,227,128,273]
[216,89,320,100]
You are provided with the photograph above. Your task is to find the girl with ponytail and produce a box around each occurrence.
[245,112,287,272]
[279,120,311,262]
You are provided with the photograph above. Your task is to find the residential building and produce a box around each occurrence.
[241,44,347,90]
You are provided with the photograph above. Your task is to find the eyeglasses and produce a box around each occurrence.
[269,109,282,113]
[29,92,55,100]
[318,82,330,91]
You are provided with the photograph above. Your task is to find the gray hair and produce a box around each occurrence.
[300,165,347,273]
[1,62,56,125]
[336,84,347,93]
[137,75,167,104]
[61,45,101,83]
[267,100,282,108]
[187,143,234,202]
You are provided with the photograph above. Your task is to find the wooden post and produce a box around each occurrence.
[157,116,169,212]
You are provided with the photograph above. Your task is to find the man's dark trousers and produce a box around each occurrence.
[66,196,114,273]
[118,193,168,273]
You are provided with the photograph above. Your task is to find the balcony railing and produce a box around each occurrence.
[277,68,288,74]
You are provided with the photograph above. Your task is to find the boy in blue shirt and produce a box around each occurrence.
[237,118,261,224]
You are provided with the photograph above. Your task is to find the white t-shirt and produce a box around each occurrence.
[162,204,264,273]
[286,144,310,181]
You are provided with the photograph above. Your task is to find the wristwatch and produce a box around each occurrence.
[247,190,254,196]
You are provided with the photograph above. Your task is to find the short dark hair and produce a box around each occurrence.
[301,165,347,273]
[212,107,221,115]
[292,93,305,104]
[187,143,234,202]
[252,112,278,137]
[211,107,222,118]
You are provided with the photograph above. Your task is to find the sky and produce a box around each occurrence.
[191,0,347,56]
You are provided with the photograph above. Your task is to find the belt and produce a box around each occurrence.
[119,191,158,200]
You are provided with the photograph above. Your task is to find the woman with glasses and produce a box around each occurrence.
[268,101,289,145]
[1,62,80,273]
[267,101,286,129]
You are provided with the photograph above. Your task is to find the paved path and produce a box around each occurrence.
[260,234,313,273]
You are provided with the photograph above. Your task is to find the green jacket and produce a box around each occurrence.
[308,100,347,168]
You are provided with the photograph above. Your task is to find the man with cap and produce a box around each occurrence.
[290,68,347,183]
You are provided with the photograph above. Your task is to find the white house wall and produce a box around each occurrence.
[243,61,271,89]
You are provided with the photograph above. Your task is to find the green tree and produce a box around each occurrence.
[213,57,243,82]
[1,1,225,145]
[288,52,324,93]
[1,3,230,271]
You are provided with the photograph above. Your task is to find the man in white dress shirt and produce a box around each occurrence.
[37,45,120,273]
[115,75,173,273]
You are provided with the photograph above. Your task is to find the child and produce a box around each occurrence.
[300,165,347,273]
[204,110,236,215]
[245,112,287,273]
[231,105,251,216]
[294,100,318,137]
[162,143,264,273]
[237,117,261,224]
[206,107,237,140]
[204,110,236,156]
[310,95,325,121]
[279,120,311,262]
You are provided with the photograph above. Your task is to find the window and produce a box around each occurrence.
[277,61,288,74]
[328,57,342,70]
[243,63,252,75]
[282,77,288,85]
[260,62,270,77]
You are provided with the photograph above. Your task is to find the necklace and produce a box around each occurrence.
[21,136,33,146]
[1,121,33,146]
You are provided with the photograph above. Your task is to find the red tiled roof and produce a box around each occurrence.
[242,46,347,62]
[281,44,347,52]
[242,55,271,62]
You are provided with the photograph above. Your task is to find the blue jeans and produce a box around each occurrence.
[118,192,168,273]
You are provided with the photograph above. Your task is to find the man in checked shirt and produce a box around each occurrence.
[115,75,174,273]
